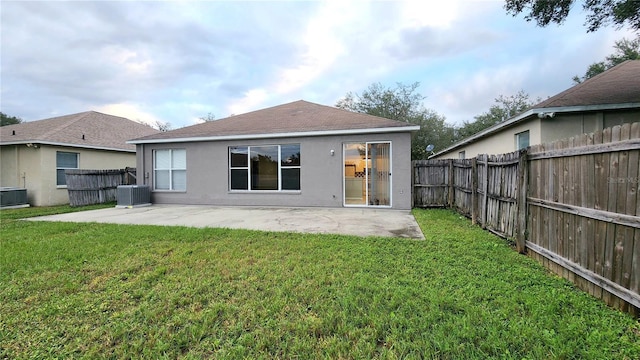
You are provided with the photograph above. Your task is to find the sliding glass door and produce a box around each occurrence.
[343,142,391,207]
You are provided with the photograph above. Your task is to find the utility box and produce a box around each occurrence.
[116,185,151,208]
[0,187,29,208]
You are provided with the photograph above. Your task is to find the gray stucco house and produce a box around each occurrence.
[129,100,419,209]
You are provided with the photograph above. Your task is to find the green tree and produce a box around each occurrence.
[336,82,425,121]
[573,36,640,83]
[504,0,640,32]
[1,112,23,126]
[336,82,455,159]
[411,110,456,159]
[456,91,539,140]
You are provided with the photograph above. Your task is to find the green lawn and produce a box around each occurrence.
[1,206,638,359]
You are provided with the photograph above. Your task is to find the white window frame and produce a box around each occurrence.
[228,144,301,192]
[153,149,186,191]
[56,151,79,187]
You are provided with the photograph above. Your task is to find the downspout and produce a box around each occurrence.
[15,145,20,187]
[140,144,145,185]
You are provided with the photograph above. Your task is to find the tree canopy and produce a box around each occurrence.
[573,36,640,83]
[1,112,23,127]
[504,0,640,32]
[455,91,539,140]
[336,82,455,159]
[336,82,425,121]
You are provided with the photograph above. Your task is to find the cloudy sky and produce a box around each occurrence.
[1,0,634,129]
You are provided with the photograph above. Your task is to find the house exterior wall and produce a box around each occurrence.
[0,145,20,187]
[541,109,640,143]
[434,108,640,160]
[137,132,414,209]
[0,144,136,206]
[434,118,542,159]
[1,144,42,205]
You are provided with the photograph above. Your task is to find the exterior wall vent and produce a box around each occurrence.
[116,185,151,208]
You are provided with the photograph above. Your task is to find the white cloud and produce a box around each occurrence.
[94,103,163,127]
[424,60,537,125]
[227,89,269,116]
[273,1,354,94]
[1,0,633,129]
[100,45,152,76]
[400,0,459,29]
[226,0,360,114]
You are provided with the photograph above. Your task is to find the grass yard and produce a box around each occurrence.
[1,206,638,359]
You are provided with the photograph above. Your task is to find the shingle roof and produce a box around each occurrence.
[535,60,640,108]
[131,100,419,143]
[0,111,159,152]
[431,60,640,158]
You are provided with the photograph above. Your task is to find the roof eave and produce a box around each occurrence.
[128,126,421,145]
[0,140,136,153]
[431,102,640,157]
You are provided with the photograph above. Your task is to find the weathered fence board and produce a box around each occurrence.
[413,160,450,207]
[65,168,136,206]
[413,122,640,316]
[528,123,639,314]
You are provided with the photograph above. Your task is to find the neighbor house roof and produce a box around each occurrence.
[0,111,159,152]
[535,59,640,108]
[432,60,640,158]
[130,100,420,144]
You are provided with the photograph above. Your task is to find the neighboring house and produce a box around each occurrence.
[0,111,159,206]
[129,100,420,209]
[433,60,640,159]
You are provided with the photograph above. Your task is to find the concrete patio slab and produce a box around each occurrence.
[28,205,425,239]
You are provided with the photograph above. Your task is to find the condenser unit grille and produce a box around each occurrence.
[0,187,28,208]
[117,185,151,207]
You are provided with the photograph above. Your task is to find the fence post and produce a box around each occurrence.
[448,159,454,209]
[482,154,489,229]
[411,160,415,209]
[516,148,529,254]
[471,157,478,225]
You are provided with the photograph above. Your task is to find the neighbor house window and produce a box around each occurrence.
[516,130,530,150]
[229,144,300,191]
[458,151,466,159]
[154,149,186,191]
[56,151,79,186]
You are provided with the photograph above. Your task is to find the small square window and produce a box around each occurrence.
[153,149,186,191]
[56,151,79,186]
[516,130,530,150]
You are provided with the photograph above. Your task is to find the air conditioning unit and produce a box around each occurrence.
[0,187,29,208]
[116,185,151,208]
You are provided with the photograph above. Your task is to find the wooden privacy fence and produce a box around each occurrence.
[65,168,136,206]
[413,151,525,243]
[413,122,639,315]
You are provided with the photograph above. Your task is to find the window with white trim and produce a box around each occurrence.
[56,151,79,186]
[154,149,186,191]
[229,144,300,191]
